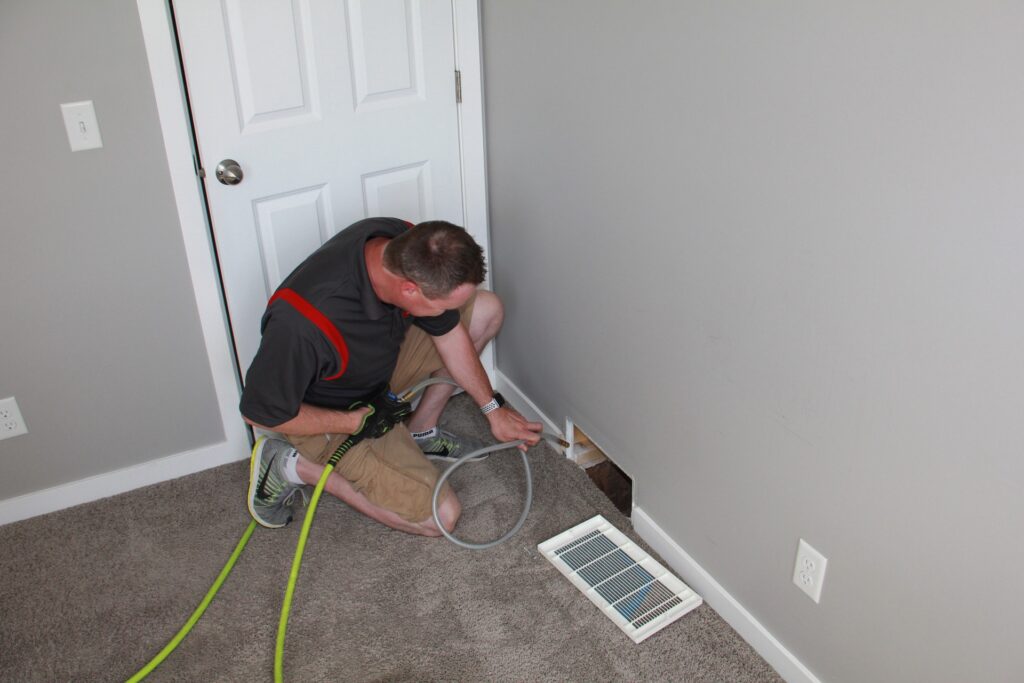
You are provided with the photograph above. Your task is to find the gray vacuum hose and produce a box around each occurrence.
[398,377,562,550]
[431,439,530,550]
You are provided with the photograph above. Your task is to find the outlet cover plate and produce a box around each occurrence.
[0,397,29,440]
[793,538,828,603]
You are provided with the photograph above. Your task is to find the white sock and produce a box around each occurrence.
[282,450,304,485]
[411,426,438,440]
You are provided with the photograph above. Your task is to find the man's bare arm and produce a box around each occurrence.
[432,324,542,446]
[244,402,370,436]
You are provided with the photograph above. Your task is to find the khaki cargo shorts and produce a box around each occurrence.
[286,295,475,522]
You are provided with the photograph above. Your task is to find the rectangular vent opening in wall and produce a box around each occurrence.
[539,515,702,643]
[570,425,632,516]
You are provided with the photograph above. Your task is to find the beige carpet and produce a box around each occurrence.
[0,396,781,682]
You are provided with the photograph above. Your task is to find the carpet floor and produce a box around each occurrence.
[0,396,782,682]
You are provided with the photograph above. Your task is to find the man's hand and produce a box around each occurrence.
[350,386,413,441]
[486,406,543,451]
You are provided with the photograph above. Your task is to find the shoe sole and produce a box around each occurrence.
[247,436,286,529]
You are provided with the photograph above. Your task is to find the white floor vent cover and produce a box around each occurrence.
[539,515,702,643]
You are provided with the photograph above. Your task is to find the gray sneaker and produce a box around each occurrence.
[413,429,488,462]
[247,437,309,528]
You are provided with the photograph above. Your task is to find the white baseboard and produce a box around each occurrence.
[1,373,546,527]
[0,440,249,526]
[632,506,821,683]
[494,369,565,439]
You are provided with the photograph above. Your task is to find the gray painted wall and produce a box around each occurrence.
[482,2,1023,681]
[0,0,223,500]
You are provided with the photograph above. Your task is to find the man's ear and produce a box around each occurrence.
[399,280,420,298]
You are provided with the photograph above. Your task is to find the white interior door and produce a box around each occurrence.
[174,0,465,375]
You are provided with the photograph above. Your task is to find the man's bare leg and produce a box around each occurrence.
[407,290,504,433]
[294,455,460,537]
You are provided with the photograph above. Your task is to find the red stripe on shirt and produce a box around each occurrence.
[269,288,350,381]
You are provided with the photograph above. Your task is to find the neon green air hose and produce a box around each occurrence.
[274,433,359,682]
[125,520,257,683]
[128,377,559,682]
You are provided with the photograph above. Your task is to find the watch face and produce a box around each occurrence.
[494,392,506,407]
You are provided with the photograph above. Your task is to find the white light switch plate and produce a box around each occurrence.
[61,100,103,151]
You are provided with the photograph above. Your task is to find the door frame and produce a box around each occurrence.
[137,0,493,470]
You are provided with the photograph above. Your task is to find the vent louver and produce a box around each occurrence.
[539,515,702,643]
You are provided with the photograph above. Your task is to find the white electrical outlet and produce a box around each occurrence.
[793,538,828,603]
[0,397,29,441]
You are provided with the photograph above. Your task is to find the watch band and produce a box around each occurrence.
[480,392,506,415]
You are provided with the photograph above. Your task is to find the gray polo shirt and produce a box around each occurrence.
[240,217,458,428]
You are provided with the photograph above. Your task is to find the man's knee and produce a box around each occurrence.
[468,290,503,346]
[430,490,461,535]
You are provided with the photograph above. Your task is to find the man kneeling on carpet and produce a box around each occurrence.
[240,217,542,536]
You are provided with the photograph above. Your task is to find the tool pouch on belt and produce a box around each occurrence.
[348,384,413,440]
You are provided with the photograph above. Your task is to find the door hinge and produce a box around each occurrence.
[455,69,462,104]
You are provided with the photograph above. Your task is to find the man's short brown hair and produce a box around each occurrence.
[383,220,486,298]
